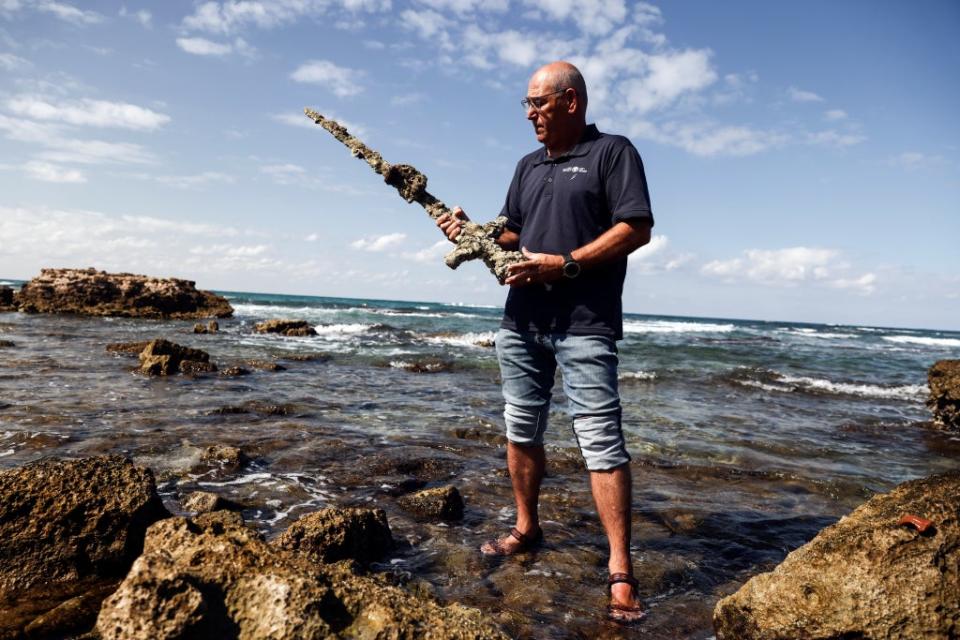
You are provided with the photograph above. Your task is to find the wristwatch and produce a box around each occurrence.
[562,253,581,279]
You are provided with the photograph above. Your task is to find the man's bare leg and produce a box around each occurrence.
[590,463,643,613]
[481,441,545,553]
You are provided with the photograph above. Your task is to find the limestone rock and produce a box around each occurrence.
[273,507,393,565]
[200,444,249,470]
[16,268,232,319]
[221,366,252,376]
[97,510,506,640]
[254,319,317,337]
[927,359,960,431]
[137,338,213,376]
[105,340,151,356]
[0,455,169,596]
[245,359,287,371]
[194,320,220,334]
[398,486,465,521]
[713,471,960,639]
[182,491,243,514]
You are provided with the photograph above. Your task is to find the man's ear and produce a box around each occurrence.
[564,88,579,115]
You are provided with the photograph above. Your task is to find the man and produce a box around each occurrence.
[437,61,653,623]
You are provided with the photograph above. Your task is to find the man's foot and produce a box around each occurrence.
[607,573,645,624]
[479,526,543,556]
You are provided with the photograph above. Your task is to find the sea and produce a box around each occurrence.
[1,281,958,639]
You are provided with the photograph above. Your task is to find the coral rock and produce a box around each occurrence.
[137,338,212,376]
[16,268,232,319]
[713,471,960,639]
[398,486,465,521]
[273,507,393,565]
[927,359,960,431]
[200,444,249,470]
[254,319,317,337]
[182,491,243,514]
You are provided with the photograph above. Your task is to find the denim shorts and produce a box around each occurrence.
[495,328,630,471]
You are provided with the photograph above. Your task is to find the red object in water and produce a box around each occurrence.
[898,514,934,533]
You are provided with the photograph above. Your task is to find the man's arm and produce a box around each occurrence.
[503,218,651,286]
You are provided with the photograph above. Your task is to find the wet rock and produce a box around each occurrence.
[200,444,249,469]
[398,485,465,521]
[927,359,960,431]
[97,510,505,640]
[0,285,15,312]
[220,366,251,376]
[181,491,243,514]
[388,357,453,373]
[179,360,218,375]
[105,340,151,356]
[0,455,169,596]
[713,471,960,640]
[283,353,331,362]
[21,580,119,640]
[0,340,14,348]
[453,421,508,446]
[245,359,287,372]
[137,338,212,376]
[254,319,317,337]
[369,454,461,482]
[247,401,295,416]
[194,320,220,334]
[16,267,232,319]
[208,405,250,415]
[273,507,394,565]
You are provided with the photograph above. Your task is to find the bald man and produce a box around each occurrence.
[438,61,653,623]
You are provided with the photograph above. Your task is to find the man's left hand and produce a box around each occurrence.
[504,247,564,286]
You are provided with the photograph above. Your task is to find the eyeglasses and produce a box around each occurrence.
[521,88,568,111]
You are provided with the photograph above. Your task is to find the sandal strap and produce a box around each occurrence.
[509,527,541,546]
[608,572,639,589]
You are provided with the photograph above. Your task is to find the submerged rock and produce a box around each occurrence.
[273,507,393,565]
[713,471,960,639]
[0,455,169,595]
[928,359,960,431]
[245,359,287,372]
[254,319,317,337]
[0,340,14,348]
[138,338,213,376]
[16,268,232,319]
[193,320,220,334]
[220,366,252,376]
[200,444,249,470]
[398,486,465,521]
[181,491,243,514]
[97,510,506,640]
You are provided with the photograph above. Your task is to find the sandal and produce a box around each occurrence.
[479,526,543,556]
[607,573,646,624]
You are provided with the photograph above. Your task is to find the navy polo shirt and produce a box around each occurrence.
[499,124,654,340]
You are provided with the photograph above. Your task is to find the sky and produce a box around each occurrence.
[0,1,957,330]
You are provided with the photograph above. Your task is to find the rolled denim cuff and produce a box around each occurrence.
[573,414,630,471]
[504,402,548,446]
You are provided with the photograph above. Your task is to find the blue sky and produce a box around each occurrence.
[0,1,957,329]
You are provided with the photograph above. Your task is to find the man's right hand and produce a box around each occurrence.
[437,206,469,242]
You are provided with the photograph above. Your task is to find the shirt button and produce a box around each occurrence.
[547,177,553,182]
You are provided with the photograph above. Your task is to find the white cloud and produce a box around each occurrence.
[627,235,693,274]
[119,6,151,27]
[24,161,86,183]
[417,0,508,14]
[806,130,866,147]
[830,273,877,296]
[6,96,170,130]
[190,243,270,257]
[631,120,787,157]
[403,239,449,263]
[390,92,424,107]
[524,0,628,36]
[461,25,543,67]
[154,172,235,189]
[0,52,29,71]
[824,109,847,121]
[176,37,234,56]
[788,86,824,102]
[889,151,945,170]
[620,48,717,113]
[702,247,838,284]
[0,113,157,165]
[181,0,391,36]
[290,60,364,97]
[401,9,453,49]
[271,110,368,137]
[351,232,406,251]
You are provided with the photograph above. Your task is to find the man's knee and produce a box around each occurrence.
[573,414,630,471]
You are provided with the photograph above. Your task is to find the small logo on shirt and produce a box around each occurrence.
[562,166,588,181]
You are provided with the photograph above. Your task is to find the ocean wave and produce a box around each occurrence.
[623,320,735,334]
[731,369,926,400]
[232,303,341,317]
[372,309,485,319]
[313,323,373,336]
[619,370,657,381]
[883,335,960,348]
[424,331,496,348]
[778,328,857,339]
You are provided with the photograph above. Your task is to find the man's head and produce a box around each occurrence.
[525,61,588,153]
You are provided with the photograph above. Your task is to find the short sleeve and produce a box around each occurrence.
[605,143,654,227]
[499,160,524,233]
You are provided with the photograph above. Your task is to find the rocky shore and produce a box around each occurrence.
[12,268,232,319]
[0,456,507,640]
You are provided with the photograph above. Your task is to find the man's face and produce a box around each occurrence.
[525,75,571,146]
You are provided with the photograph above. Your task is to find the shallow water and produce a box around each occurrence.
[1,290,959,638]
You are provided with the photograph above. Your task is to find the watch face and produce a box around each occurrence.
[563,260,581,278]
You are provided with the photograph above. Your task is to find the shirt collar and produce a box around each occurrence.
[533,123,600,166]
